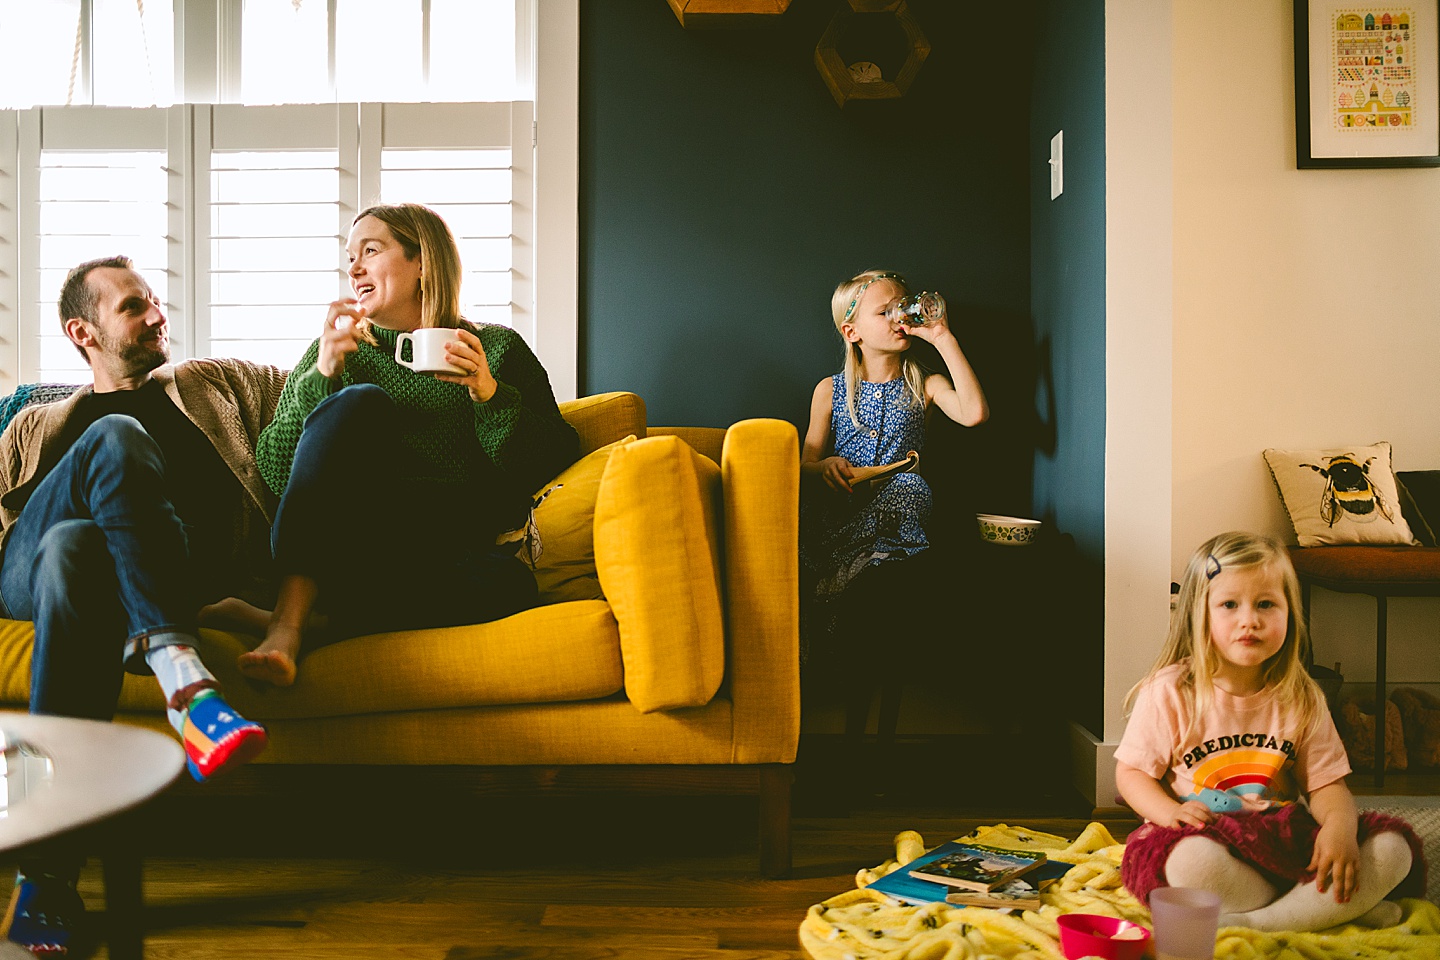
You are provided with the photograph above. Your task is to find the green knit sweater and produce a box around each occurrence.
[256,322,579,533]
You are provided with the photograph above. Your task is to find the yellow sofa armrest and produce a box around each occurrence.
[721,419,799,764]
[559,391,647,455]
[648,426,725,463]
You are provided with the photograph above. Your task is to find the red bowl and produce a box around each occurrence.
[1056,913,1152,960]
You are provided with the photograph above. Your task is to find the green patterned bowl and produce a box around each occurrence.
[975,513,1041,546]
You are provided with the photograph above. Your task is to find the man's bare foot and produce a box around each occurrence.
[199,597,272,636]
[236,626,303,687]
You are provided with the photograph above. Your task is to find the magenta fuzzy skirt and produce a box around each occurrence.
[1120,802,1428,905]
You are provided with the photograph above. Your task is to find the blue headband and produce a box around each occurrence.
[843,272,906,323]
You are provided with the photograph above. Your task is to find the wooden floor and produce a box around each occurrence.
[57,812,1141,960]
[10,726,1438,959]
[4,734,1142,960]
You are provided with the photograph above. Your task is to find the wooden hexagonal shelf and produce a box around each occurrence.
[814,0,930,107]
[666,0,792,29]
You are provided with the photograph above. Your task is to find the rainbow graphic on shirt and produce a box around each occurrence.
[1182,746,1294,813]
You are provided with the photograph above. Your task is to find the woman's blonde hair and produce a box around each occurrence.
[352,202,464,343]
[1125,531,1326,758]
[829,269,927,429]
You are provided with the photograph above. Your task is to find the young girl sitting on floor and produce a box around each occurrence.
[1116,531,1427,932]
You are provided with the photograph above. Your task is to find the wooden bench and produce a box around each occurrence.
[1289,545,1440,787]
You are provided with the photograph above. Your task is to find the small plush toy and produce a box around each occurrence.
[1392,687,1440,769]
[1339,695,1407,771]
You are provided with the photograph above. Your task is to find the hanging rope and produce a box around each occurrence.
[136,0,158,105]
[66,2,83,105]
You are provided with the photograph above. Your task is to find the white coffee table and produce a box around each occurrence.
[0,712,184,959]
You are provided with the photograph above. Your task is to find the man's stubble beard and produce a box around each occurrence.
[97,328,169,379]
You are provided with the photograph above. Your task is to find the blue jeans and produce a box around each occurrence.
[273,384,537,640]
[0,416,198,720]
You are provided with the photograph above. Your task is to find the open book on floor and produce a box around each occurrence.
[907,843,1048,892]
[848,449,920,486]
[866,842,1069,908]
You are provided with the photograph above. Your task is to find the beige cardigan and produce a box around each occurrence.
[0,358,289,595]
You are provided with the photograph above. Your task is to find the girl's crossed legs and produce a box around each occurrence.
[1164,831,1412,931]
[1123,804,1426,934]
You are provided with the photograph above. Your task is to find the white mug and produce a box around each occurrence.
[395,327,465,375]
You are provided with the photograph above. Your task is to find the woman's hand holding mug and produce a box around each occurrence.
[433,327,498,402]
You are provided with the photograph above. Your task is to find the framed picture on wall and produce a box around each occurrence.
[1294,0,1440,167]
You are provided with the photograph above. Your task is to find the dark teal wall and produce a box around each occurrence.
[1029,0,1105,732]
[1029,0,1105,556]
[578,0,1037,524]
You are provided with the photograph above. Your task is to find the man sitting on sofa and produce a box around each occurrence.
[0,255,287,954]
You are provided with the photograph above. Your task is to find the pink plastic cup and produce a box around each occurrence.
[1055,913,1152,960]
[1148,887,1221,960]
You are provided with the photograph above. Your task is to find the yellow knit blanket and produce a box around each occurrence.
[798,823,1440,960]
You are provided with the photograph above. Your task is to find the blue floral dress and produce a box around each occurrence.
[804,374,932,602]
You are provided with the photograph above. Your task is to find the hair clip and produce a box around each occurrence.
[843,272,907,323]
[1205,554,1222,580]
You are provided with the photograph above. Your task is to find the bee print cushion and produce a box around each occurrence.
[1263,441,1417,547]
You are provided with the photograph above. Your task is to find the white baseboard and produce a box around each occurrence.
[1070,720,1118,810]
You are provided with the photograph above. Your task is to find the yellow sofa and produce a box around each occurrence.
[0,391,801,876]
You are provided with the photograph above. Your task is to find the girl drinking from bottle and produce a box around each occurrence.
[799,269,988,647]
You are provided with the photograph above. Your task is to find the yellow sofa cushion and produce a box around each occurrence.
[594,435,724,714]
[532,436,635,603]
[0,600,626,721]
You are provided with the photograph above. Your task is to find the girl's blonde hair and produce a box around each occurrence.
[353,202,464,344]
[1124,531,1327,757]
[829,269,928,430]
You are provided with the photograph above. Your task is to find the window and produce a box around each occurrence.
[381,149,518,330]
[38,149,170,381]
[375,102,535,341]
[241,0,524,106]
[196,102,532,371]
[207,147,341,368]
[0,0,175,109]
[0,0,576,395]
[0,0,522,108]
[7,106,181,383]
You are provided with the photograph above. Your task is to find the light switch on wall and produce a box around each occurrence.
[1050,130,1063,200]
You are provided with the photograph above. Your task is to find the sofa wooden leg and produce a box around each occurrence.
[758,764,794,879]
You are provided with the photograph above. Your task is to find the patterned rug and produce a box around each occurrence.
[798,822,1440,960]
[1355,796,1440,904]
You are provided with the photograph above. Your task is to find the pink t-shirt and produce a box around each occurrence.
[1115,662,1351,816]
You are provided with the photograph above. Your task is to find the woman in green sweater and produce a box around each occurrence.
[230,203,578,686]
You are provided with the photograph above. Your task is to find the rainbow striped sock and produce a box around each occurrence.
[2,873,83,955]
[181,692,268,782]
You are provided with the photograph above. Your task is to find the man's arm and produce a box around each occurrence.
[0,415,27,534]
[216,358,290,438]
[0,407,45,550]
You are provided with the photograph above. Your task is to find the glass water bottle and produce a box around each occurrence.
[885,291,946,326]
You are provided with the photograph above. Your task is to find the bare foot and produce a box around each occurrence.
[237,648,297,687]
[236,626,303,687]
[199,597,272,636]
